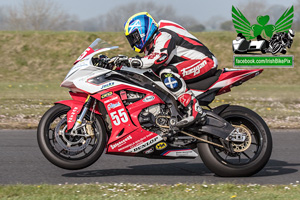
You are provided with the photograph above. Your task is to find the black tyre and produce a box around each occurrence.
[198,105,272,177]
[37,104,107,170]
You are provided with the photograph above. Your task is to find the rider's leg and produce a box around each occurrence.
[159,58,217,128]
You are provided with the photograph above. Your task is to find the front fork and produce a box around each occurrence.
[71,95,93,135]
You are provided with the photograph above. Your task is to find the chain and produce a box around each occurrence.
[180,130,224,149]
[155,116,225,149]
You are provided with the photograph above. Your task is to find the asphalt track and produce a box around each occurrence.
[0,129,300,185]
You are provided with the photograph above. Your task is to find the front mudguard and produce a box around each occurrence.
[55,99,101,131]
[55,100,84,131]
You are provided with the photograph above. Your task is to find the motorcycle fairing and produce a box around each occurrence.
[160,149,198,158]
[212,69,263,95]
[95,90,165,152]
[107,127,198,158]
[98,92,138,145]
[55,92,102,130]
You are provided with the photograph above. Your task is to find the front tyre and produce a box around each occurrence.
[198,105,272,177]
[37,104,107,170]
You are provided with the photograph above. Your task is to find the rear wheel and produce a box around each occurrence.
[198,105,272,177]
[37,104,107,170]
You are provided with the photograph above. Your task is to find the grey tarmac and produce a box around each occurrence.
[0,129,299,185]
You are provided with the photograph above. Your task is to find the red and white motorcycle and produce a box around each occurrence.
[37,38,272,177]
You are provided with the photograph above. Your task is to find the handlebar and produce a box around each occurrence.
[92,54,130,70]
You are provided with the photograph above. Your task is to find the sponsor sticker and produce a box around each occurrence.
[126,135,162,153]
[164,73,173,78]
[142,95,155,102]
[100,82,115,90]
[176,150,193,156]
[101,92,113,99]
[155,142,167,150]
[67,107,78,123]
[119,132,154,152]
[107,102,121,110]
[144,147,154,154]
[104,96,118,104]
[110,135,132,150]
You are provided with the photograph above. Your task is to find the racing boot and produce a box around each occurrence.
[176,92,206,128]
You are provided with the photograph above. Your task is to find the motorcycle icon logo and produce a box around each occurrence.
[232,6,295,55]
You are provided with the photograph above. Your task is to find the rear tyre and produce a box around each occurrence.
[198,105,272,177]
[37,104,107,170]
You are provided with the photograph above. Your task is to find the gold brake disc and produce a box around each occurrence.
[231,124,252,152]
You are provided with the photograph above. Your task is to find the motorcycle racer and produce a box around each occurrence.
[123,12,217,128]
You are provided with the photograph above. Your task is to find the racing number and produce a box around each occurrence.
[110,108,129,126]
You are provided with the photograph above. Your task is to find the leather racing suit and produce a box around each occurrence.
[129,20,218,127]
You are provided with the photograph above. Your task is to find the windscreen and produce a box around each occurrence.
[74,38,113,64]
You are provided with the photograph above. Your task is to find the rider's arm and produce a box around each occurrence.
[129,32,175,69]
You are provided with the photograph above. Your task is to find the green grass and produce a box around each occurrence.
[0,183,300,200]
[0,31,299,129]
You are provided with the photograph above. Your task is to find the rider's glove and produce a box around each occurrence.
[129,57,143,69]
[93,54,110,68]
[108,55,129,70]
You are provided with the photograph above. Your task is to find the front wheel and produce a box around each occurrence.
[37,104,107,170]
[198,105,272,177]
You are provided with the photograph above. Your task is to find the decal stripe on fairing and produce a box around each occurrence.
[125,135,163,153]
[161,149,198,157]
[210,71,255,89]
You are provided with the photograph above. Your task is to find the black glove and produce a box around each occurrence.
[108,55,129,70]
[93,54,110,68]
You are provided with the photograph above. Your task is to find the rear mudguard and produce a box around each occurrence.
[212,104,230,115]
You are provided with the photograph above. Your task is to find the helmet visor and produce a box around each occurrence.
[126,29,142,49]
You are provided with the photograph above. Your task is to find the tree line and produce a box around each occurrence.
[0,0,299,32]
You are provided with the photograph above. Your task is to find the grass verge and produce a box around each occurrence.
[0,183,300,200]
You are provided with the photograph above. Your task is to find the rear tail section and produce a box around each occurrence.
[210,68,263,95]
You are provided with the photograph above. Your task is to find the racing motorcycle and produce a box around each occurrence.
[37,38,272,177]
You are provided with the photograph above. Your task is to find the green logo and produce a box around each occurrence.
[232,6,294,40]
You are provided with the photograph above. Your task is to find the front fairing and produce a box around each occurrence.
[61,64,111,93]
[61,39,118,93]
